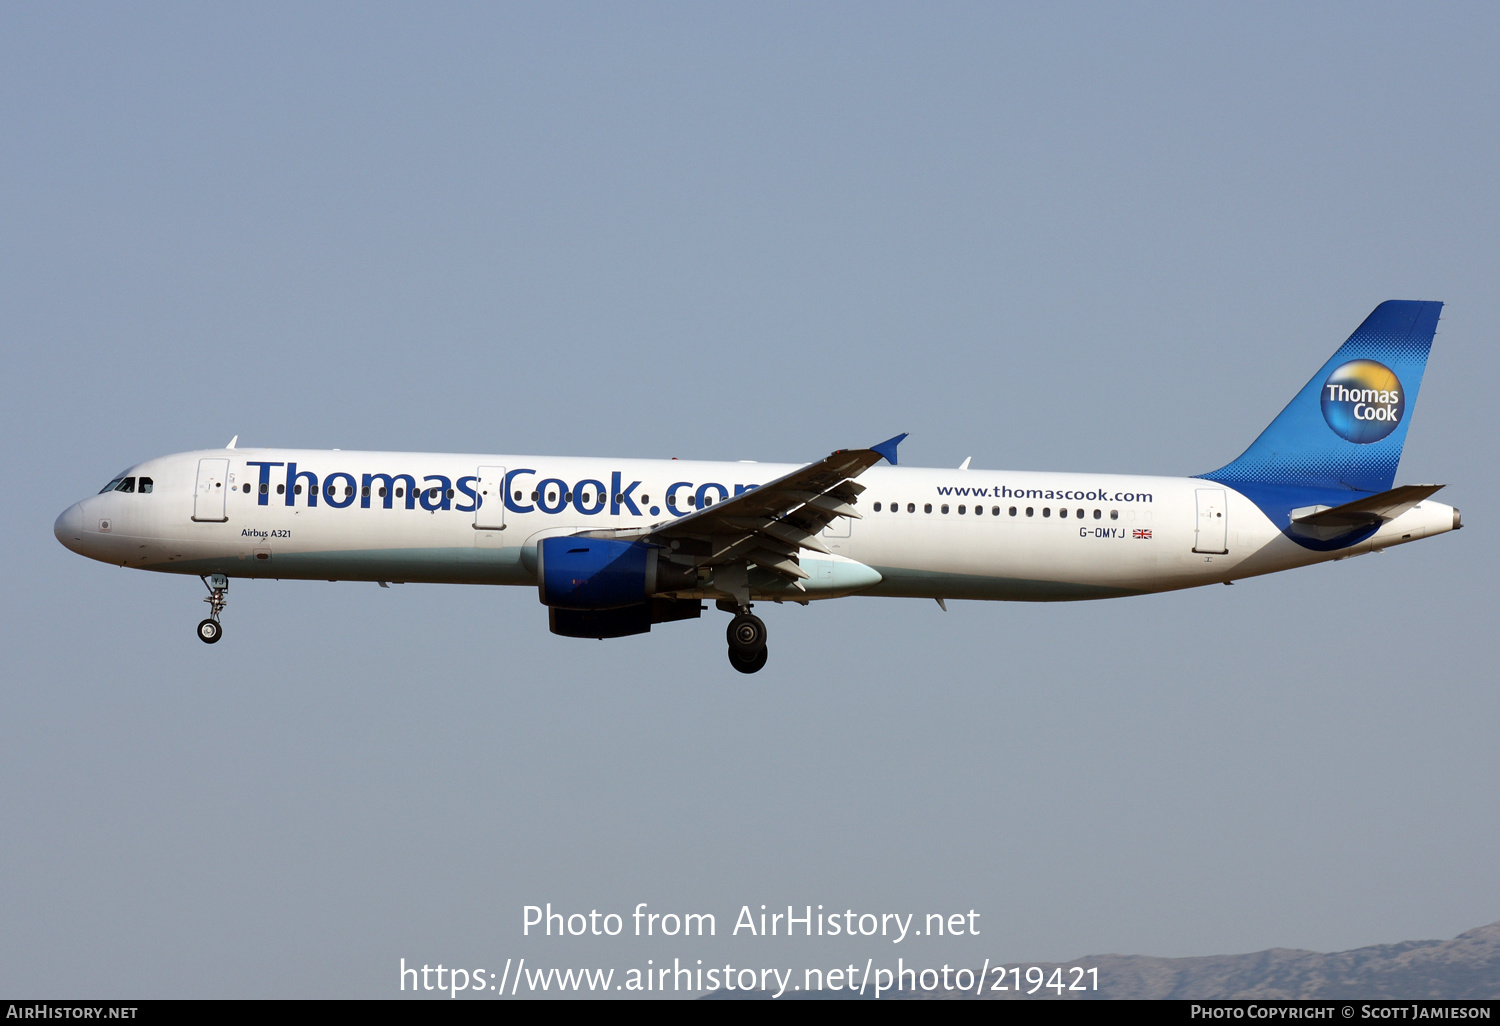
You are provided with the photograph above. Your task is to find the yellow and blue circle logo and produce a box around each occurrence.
[1320,359,1404,443]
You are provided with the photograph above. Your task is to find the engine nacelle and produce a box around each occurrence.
[548,604,651,639]
[549,598,702,639]
[537,537,706,637]
[538,537,652,610]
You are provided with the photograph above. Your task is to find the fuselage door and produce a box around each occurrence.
[1193,487,1228,554]
[474,465,507,541]
[192,458,230,523]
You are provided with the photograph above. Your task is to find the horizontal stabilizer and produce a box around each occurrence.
[1290,484,1445,529]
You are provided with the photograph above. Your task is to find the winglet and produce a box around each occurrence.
[870,432,908,466]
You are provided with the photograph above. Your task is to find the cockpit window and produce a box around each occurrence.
[138,477,153,493]
[114,477,136,493]
[99,477,125,494]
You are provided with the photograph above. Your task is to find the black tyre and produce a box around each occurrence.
[726,613,767,655]
[197,618,222,644]
[727,645,768,674]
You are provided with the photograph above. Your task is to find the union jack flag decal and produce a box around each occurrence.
[1133,529,1152,539]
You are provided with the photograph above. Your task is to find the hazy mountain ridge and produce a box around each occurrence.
[966,920,1500,1000]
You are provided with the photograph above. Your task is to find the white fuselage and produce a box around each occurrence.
[54,448,1458,603]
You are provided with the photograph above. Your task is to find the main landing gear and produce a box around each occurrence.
[197,573,227,644]
[725,608,768,674]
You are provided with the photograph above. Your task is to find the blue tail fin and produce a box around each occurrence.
[1200,301,1441,506]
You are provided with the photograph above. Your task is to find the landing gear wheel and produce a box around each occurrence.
[197,618,222,644]
[727,645,768,674]
[726,613,767,655]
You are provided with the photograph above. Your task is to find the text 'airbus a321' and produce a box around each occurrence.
[55,301,1458,673]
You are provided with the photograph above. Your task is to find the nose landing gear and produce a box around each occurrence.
[198,574,228,644]
[725,609,768,674]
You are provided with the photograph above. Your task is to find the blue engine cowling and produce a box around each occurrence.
[537,537,651,610]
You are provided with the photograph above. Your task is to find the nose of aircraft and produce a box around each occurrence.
[54,502,84,553]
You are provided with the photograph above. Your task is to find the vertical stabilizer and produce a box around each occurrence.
[1200,300,1441,497]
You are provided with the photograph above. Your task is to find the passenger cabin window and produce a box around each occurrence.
[1059,508,1068,518]
[906,502,915,513]
[923,503,932,514]
[1093,509,1102,520]
[1006,506,1014,516]
[1042,507,1051,517]
[1026,507,1034,517]
[941,504,950,514]
[873,502,882,512]
[243,483,252,493]
[1110,510,1119,520]
[956,505,965,514]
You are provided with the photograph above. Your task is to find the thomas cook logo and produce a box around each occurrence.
[1321,359,1404,443]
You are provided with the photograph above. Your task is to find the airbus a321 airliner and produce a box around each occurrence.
[54,301,1458,673]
